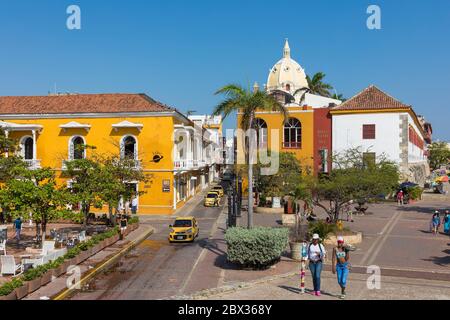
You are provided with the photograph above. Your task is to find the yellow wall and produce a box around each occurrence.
[7,116,193,215]
[237,106,315,171]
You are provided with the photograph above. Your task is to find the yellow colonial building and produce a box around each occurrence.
[0,93,221,215]
[237,40,341,174]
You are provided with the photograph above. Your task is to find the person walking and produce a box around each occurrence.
[397,190,404,206]
[307,233,326,296]
[431,211,441,235]
[443,210,450,234]
[131,195,138,215]
[344,200,354,222]
[332,236,350,299]
[14,217,22,242]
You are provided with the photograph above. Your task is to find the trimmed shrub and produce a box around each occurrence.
[0,282,15,296]
[21,267,44,282]
[129,217,139,225]
[225,227,289,269]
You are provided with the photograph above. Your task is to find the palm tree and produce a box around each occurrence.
[306,72,333,97]
[213,84,287,229]
[331,93,347,102]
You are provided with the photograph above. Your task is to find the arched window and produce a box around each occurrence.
[285,84,291,92]
[283,118,302,149]
[20,137,34,160]
[70,136,86,160]
[121,136,137,160]
[253,118,268,148]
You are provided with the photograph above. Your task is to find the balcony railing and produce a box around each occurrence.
[24,159,41,170]
[62,159,141,170]
[174,159,211,170]
[282,142,302,149]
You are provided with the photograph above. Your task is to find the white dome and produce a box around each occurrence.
[266,40,309,95]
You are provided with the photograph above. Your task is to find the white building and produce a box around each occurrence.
[188,115,223,180]
[331,85,429,184]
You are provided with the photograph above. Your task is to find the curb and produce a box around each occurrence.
[52,226,155,300]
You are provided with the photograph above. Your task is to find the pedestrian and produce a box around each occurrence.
[124,199,130,216]
[307,233,326,296]
[345,200,354,222]
[117,196,124,215]
[443,210,450,234]
[119,215,128,239]
[14,217,22,242]
[431,211,441,235]
[131,195,138,215]
[332,236,350,299]
[397,190,404,206]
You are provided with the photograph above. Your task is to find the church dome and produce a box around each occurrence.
[266,39,309,95]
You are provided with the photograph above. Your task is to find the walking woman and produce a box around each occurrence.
[332,236,350,299]
[443,210,450,234]
[307,234,326,296]
[431,211,441,235]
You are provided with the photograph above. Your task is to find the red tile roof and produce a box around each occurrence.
[0,93,177,115]
[333,85,411,111]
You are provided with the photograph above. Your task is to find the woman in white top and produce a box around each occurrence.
[307,233,326,296]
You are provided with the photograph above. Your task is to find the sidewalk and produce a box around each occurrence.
[191,270,450,300]
[174,199,450,299]
[23,223,154,300]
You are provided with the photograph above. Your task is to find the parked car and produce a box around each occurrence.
[204,192,220,207]
[211,185,224,197]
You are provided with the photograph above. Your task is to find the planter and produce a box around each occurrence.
[52,264,65,278]
[282,214,296,226]
[26,279,42,294]
[14,284,28,300]
[40,271,52,286]
[324,232,363,245]
[92,243,103,255]
[289,242,304,261]
[0,291,17,301]
[110,234,120,244]
[61,260,72,273]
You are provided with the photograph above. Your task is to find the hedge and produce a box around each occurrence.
[225,227,289,269]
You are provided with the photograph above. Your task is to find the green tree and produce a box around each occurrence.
[0,167,77,248]
[256,152,302,198]
[97,155,150,225]
[63,158,104,227]
[331,93,347,102]
[295,148,399,222]
[428,142,450,170]
[307,72,333,97]
[213,84,287,228]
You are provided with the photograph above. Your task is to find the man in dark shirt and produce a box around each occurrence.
[14,217,22,241]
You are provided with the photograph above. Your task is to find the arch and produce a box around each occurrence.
[69,136,86,160]
[20,136,34,160]
[120,135,138,160]
[283,118,302,149]
[253,118,268,148]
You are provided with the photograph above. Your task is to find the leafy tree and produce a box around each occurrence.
[295,148,399,222]
[428,142,450,170]
[63,158,104,227]
[0,167,77,248]
[256,152,302,198]
[213,84,287,228]
[97,155,150,225]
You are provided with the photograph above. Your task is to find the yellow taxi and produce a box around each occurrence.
[204,191,220,207]
[211,185,224,197]
[168,217,199,243]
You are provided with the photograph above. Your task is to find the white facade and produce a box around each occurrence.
[332,112,427,165]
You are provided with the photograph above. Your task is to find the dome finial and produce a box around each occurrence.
[283,38,291,59]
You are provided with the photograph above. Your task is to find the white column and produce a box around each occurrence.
[4,130,9,158]
[32,130,37,161]
[173,177,177,210]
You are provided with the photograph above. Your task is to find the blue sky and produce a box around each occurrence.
[0,0,449,140]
